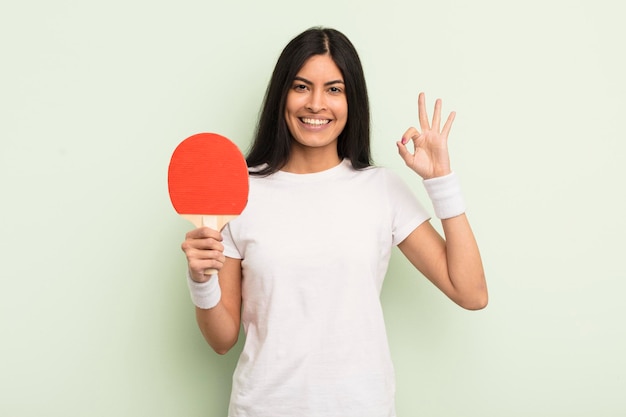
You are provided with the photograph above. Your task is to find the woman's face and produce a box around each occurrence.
[284,54,348,155]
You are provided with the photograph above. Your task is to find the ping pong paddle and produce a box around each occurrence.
[168,132,249,275]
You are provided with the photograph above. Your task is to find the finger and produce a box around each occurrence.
[396,141,413,165]
[189,256,225,277]
[186,246,226,266]
[401,127,420,145]
[194,239,225,251]
[196,249,226,263]
[181,236,224,255]
[418,92,430,131]
[441,111,456,138]
[432,98,442,132]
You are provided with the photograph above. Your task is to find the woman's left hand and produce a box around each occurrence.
[396,92,455,179]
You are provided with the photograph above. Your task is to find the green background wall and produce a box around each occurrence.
[2,0,624,415]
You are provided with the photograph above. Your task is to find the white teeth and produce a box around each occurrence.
[301,118,330,125]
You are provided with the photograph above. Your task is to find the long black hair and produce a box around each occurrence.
[246,27,372,176]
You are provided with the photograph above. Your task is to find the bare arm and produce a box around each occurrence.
[396,93,487,310]
[181,227,242,354]
[194,257,242,354]
[398,216,487,310]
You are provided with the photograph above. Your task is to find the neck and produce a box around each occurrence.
[282,147,341,174]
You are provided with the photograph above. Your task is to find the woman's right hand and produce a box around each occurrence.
[181,227,226,283]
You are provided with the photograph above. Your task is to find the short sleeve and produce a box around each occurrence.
[383,168,431,246]
[221,223,243,259]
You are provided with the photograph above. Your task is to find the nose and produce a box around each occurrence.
[305,90,325,112]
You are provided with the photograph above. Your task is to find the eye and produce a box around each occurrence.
[328,86,343,94]
[293,83,308,92]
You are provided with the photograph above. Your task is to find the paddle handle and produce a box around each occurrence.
[181,214,237,276]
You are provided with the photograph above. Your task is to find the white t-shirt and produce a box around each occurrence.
[222,159,430,417]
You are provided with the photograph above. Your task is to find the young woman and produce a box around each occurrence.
[181,27,487,417]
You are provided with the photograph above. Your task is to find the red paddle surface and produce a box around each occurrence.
[168,133,248,216]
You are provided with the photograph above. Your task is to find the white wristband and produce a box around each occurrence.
[186,271,222,309]
[423,172,466,219]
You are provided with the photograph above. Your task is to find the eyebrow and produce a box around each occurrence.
[293,76,345,86]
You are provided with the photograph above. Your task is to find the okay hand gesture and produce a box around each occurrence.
[396,92,456,179]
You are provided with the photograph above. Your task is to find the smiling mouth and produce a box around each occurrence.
[300,118,330,126]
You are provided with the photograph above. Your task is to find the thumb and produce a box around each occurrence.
[396,140,412,164]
